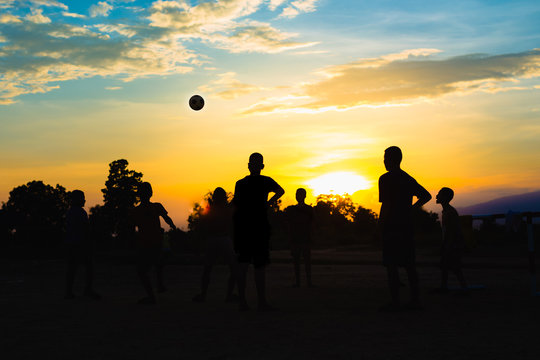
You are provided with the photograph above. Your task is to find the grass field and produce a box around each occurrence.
[1,249,540,360]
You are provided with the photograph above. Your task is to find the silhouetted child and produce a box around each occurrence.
[131,182,176,304]
[435,187,468,294]
[233,152,284,311]
[193,187,238,303]
[285,188,314,287]
[378,146,431,312]
[65,190,100,300]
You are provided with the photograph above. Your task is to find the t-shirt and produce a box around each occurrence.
[378,169,425,229]
[442,205,465,250]
[65,207,89,244]
[233,175,280,232]
[131,202,167,248]
[285,204,314,243]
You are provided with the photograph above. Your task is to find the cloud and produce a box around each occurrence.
[279,0,318,19]
[62,12,87,19]
[0,14,22,23]
[105,86,122,90]
[0,19,195,104]
[25,8,52,24]
[30,0,68,10]
[89,1,114,17]
[0,0,16,9]
[241,48,540,115]
[268,0,286,11]
[206,23,318,53]
[147,1,316,53]
[0,0,319,104]
[199,72,266,99]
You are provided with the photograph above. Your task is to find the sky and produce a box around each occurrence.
[1,0,539,229]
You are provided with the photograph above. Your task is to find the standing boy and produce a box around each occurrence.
[233,153,284,311]
[65,190,100,300]
[131,182,176,304]
[378,146,431,311]
[285,188,314,288]
[435,187,468,294]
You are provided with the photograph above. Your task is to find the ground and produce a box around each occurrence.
[1,249,540,360]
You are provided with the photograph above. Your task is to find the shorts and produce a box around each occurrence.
[235,236,270,268]
[382,228,415,267]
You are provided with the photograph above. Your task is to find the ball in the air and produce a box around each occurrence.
[189,95,204,111]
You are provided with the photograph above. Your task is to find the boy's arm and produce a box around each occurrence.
[268,183,285,206]
[412,182,432,210]
[158,204,177,230]
[162,213,177,231]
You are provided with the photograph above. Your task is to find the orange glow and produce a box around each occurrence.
[306,171,372,196]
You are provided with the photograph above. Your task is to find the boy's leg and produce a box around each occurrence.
[136,253,155,303]
[82,253,100,299]
[237,262,250,310]
[226,265,237,301]
[454,268,468,290]
[304,248,313,287]
[441,267,449,289]
[387,264,400,306]
[405,264,421,305]
[65,251,78,298]
[292,251,301,287]
[201,265,212,298]
[254,265,276,311]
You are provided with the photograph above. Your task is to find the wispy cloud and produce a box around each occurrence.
[0,13,21,23]
[62,12,87,19]
[241,48,540,115]
[199,72,266,99]
[105,86,122,90]
[25,8,52,24]
[89,1,114,18]
[278,0,318,19]
[30,0,68,10]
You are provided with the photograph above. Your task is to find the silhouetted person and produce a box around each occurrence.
[435,187,468,294]
[378,146,431,311]
[193,187,238,303]
[233,153,284,311]
[285,188,314,287]
[64,190,100,300]
[131,182,176,304]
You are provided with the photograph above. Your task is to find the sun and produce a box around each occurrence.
[306,171,372,196]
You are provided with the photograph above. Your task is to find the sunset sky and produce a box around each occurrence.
[1,0,539,228]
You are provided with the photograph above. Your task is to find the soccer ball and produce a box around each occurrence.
[189,95,204,111]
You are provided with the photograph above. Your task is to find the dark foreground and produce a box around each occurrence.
[1,252,540,360]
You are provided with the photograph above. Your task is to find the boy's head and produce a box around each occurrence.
[296,188,307,204]
[248,152,264,174]
[70,190,85,207]
[436,187,454,205]
[384,146,402,171]
[211,187,228,206]
[138,182,153,201]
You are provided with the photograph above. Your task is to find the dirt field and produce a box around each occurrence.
[2,250,540,360]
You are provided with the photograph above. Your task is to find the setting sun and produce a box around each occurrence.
[306,172,372,196]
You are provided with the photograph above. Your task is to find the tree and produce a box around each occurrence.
[353,205,378,236]
[1,181,70,252]
[315,194,357,221]
[89,159,143,249]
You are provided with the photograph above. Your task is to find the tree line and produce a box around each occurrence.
[0,159,442,258]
